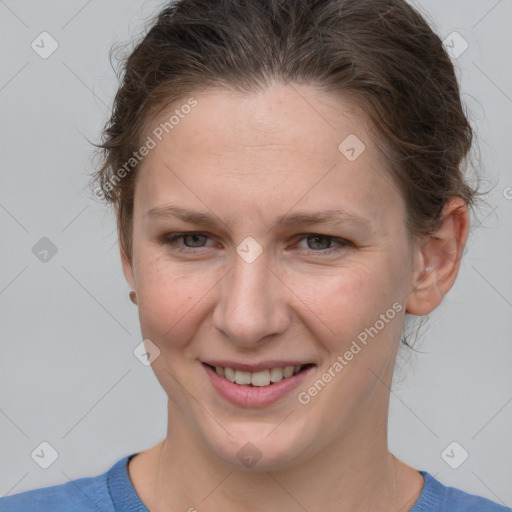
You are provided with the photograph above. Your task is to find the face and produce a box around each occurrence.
[122,83,419,470]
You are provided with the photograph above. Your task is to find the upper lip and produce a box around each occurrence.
[202,360,314,372]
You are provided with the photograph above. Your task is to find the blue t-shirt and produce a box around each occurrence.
[0,453,509,511]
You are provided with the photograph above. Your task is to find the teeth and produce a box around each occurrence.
[251,370,270,387]
[214,364,304,386]
[224,367,236,383]
[269,367,284,382]
[234,370,252,385]
[283,366,294,378]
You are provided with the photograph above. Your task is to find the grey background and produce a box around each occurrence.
[1,0,511,507]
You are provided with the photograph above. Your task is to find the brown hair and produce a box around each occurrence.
[91,0,481,267]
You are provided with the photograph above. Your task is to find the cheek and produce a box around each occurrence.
[134,252,218,347]
[133,237,408,356]
[289,257,404,344]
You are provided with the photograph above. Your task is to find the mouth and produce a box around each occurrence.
[203,363,315,387]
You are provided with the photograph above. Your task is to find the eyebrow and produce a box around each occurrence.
[143,204,371,229]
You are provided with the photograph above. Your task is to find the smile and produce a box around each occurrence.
[202,362,315,407]
[207,364,310,387]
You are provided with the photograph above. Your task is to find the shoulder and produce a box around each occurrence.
[412,472,511,512]
[0,457,123,512]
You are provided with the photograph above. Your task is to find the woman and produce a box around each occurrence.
[1,0,509,511]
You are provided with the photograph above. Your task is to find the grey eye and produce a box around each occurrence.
[305,234,332,250]
[182,233,208,247]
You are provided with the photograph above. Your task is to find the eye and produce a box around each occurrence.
[294,233,351,254]
[160,232,351,256]
[162,232,212,252]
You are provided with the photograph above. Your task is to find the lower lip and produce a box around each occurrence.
[202,363,315,408]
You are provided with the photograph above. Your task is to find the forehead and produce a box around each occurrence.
[142,84,367,163]
[134,84,404,228]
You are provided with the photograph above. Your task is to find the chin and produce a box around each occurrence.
[203,420,315,471]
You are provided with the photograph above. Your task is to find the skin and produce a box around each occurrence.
[120,83,469,512]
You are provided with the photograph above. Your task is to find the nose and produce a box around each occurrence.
[212,251,290,348]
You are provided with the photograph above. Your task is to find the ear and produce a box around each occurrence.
[405,197,470,316]
[120,245,136,291]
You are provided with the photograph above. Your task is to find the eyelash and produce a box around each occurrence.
[160,232,351,256]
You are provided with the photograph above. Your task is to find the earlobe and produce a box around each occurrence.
[405,198,470,316]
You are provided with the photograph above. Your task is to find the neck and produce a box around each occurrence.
[130,389,424,512]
